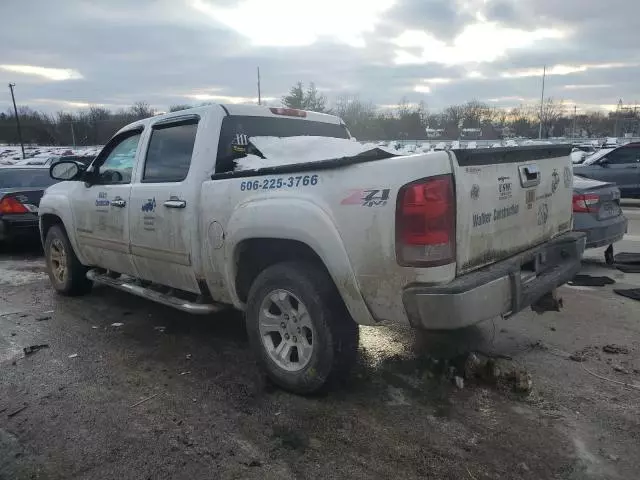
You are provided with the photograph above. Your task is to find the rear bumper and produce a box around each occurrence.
[0,214,39,241]
[575,215,628,249]
[403,231,586,330]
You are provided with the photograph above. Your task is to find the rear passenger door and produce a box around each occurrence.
[128,116,201,293]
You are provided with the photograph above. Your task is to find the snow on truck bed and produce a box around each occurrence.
[234,136,399,171]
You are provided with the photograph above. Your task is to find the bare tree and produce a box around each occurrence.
[538,98,566,138]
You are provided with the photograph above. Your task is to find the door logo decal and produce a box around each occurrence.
[142,198,157,232]
[141,198,156,213]
[95,191,110,207]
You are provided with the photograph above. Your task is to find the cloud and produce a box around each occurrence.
[393,22,564,65]
[500,63,636,78]
[0,65,83,81]
[186,93,276,104]
[0,0,639,115]
[563,84,612,90]
[190,0,396,47]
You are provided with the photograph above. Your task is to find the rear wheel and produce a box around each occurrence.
[44,225,92,296]
[245,261,359,394]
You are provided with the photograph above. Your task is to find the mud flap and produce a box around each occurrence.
[531,289,563,314]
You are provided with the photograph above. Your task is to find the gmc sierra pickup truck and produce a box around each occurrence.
[39,104,585,393]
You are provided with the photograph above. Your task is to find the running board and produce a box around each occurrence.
[86,270,224,315]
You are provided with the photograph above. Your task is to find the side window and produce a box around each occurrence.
[142,120,198,183]
[97,132,141,184]
[607,149,637,165]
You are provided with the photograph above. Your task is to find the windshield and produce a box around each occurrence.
[0,169,58,189]
[216,115,350,172]
[582,148,615,165]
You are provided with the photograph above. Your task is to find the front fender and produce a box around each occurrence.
[224,197,376,326]
[39,194,88,266]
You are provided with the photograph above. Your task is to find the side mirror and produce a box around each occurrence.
[599,157,609,167]
[50,160,82,181]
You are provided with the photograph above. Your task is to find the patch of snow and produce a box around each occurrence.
[234,136,398,171]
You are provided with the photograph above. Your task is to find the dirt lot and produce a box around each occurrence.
[1,207,639,480]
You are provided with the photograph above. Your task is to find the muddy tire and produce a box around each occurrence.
[246,261,359,394]
[44,225,92,296]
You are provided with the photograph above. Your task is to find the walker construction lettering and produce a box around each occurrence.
[473,204,520,227]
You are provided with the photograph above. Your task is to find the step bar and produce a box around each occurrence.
[86,270,225,315]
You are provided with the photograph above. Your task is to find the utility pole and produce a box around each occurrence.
[70,121,76,147]
[257,67,262,106]
[8,83,25,159]
[538,65,546,140]
[572,105,577,140]
[614,99,622,138]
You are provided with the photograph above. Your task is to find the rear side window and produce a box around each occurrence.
[0,169,58,188]
[216,115,350,173]
[143,119,198,183]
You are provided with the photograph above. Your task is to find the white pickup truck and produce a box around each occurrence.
[40,104,585,393]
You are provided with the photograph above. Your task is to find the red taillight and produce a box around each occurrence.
[573,193,599,213]
[0,196,29,214]
[396,175,455,266]
[269,107,307,118]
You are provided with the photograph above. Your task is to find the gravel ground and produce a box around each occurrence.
[1,210,639,480]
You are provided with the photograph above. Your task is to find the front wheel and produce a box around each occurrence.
[44,225,92,296]
[245,262,359,394]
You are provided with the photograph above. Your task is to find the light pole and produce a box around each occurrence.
[8,83,25,159]
[538,66,546,140]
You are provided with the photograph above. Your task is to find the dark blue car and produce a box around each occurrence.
[573,142,640,198]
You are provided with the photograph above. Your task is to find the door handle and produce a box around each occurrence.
[164,198,186,209]
[111,197,127,208]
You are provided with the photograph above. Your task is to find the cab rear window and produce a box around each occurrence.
[215,115,349,173]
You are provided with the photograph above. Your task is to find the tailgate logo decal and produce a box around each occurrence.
[563,167,572,188]
[341,189,390,207]
[470,184,480,200]
[551,169,560,194]
[473,203,520,227]
[497,176,512,200]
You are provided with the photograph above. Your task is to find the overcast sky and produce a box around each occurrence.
[0,0,638,114]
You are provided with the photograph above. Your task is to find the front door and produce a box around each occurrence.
[71,129,142,275]
[596,145,640,196]
[128,117,200,293]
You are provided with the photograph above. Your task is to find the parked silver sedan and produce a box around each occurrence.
[573,177,628,263]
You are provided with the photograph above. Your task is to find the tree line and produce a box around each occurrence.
[0,83,637,146]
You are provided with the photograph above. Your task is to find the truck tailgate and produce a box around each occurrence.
[451,145,573,275]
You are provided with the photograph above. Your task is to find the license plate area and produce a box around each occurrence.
[598,202,620,220]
